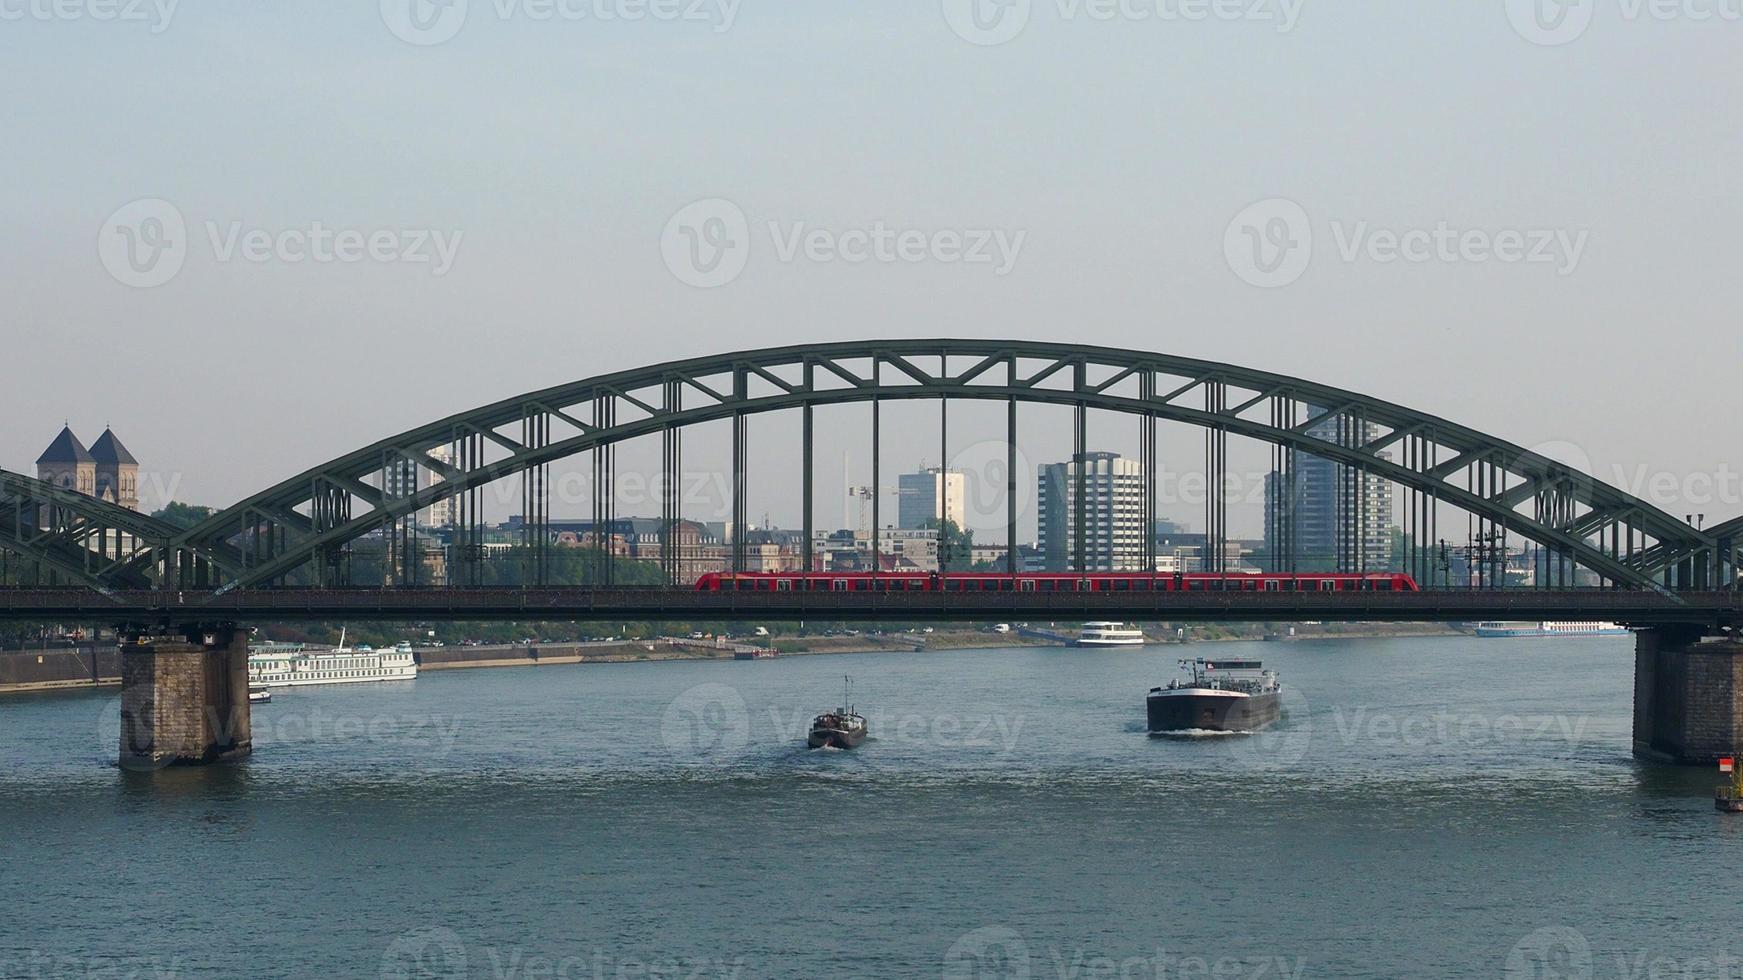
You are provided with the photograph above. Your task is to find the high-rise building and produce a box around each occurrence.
[1036,452,1146,571]
[425,445,457,528]
[897,468,966,530]
[1264,412,1394,571]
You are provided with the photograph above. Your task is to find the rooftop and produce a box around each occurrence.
[89,428,138,466]
[36,426,93,465]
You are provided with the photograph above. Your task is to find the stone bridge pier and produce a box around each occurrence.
[1634,628,1743,765]
[118,625,252,770]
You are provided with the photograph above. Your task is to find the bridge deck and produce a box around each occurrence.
[0,589,1735,628]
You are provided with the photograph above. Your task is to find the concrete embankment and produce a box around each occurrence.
[0,646,119,693]
[415,638,756,671]
[0,623,1469,694]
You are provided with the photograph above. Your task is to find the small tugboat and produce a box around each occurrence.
[1148,658,1282,734]
[807,677,868,749]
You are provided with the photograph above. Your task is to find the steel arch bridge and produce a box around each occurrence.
[2,341,1735,593]
[0,471,171,590]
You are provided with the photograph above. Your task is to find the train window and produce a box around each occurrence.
[833,579,848,592]
[1020,580,1037,592]
[1376,580,1393,592]
[1318,580,1334,592]
[1265,580,1280,592]
[777,580,793,592]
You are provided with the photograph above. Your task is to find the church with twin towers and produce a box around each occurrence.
[35,425,142,512]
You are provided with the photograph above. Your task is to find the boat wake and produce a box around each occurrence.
[1150,728,1256,739]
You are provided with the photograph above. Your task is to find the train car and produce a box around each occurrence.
[694,572,1420,593]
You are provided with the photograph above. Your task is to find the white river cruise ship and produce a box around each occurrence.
[1074,622,1147,648]
[248,631,418,689]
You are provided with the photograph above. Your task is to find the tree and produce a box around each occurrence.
[151,502,218,530]
[920,518,976,572]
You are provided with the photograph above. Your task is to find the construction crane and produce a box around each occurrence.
[846,486,898,536]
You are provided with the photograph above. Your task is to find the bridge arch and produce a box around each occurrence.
[0,471,172,589]
[130,340,1719,592]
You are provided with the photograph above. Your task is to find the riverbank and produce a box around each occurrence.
[0,623,1475,693]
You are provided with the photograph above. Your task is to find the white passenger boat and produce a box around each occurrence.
[1074,622,1147,647]
[248,630,418,689]
[1473,621,1630,638]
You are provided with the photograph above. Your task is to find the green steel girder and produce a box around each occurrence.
[139,340,1718,591]
[0,470,172,589]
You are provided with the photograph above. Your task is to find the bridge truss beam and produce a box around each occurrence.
[44,341,1728,592]
[0,471,177,590]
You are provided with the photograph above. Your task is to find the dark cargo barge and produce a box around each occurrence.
[1148,659,1282,734]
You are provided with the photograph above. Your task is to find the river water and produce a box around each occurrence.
[2,634,1739,979]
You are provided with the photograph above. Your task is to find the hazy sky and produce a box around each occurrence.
[4,1,1738,539]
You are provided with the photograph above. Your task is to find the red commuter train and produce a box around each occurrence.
[694,572,1421,594]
